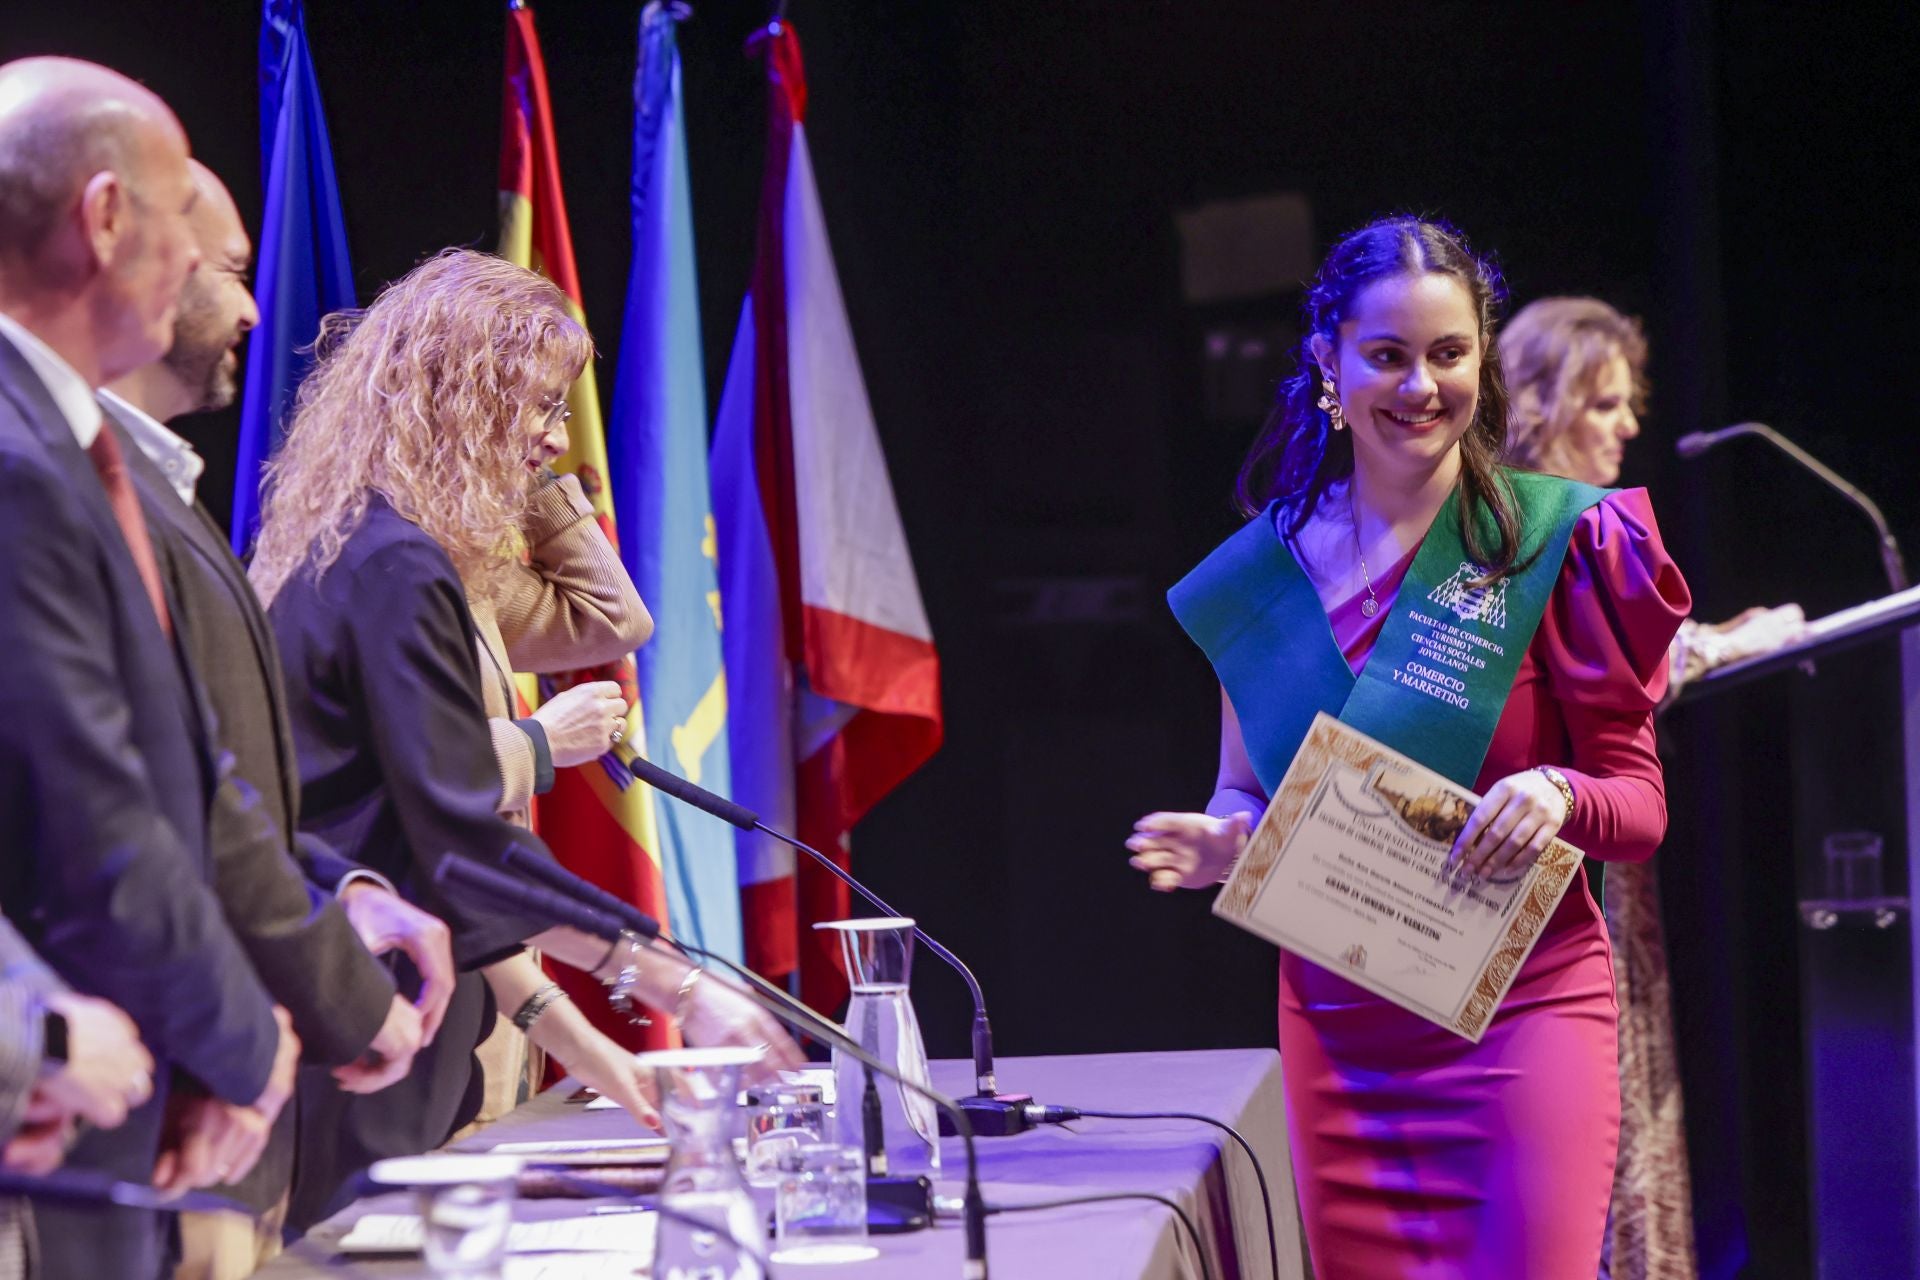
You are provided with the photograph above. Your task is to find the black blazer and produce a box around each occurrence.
[0,333,281,1277]
[267,493,555,1228]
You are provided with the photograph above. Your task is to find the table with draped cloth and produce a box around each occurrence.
[263,1048,1309,1280]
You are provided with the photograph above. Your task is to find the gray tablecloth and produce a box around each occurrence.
[264,1048,1310,1280]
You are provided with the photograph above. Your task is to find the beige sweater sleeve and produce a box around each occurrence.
[492,474,654,673]
[490,716,537,817]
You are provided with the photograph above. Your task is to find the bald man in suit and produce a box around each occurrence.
[0,58,298,1277]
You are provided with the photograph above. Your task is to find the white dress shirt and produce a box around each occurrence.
[0,312,102,449]
[97,389,204,507]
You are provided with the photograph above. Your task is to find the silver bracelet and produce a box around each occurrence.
[511,982,567,1031]
[602,929,653,1027]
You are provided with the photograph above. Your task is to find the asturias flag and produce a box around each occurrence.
[233,0,354,555]
[498,0,672,1051]
[610,3,743,964]
[712,19,943,1014]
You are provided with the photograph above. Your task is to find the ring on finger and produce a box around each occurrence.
[610,723,625,746]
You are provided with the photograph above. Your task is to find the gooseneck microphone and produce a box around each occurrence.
[0,1169,245,1214]
[1677,422,1910,592]
[499,845,665,941]
[614,750,1019,1128]
[432,852,991,1280]
[436,852,659,942]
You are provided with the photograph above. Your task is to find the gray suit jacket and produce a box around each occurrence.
[102,407,397,1213]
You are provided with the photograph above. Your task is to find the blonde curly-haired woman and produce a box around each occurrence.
[251,249,799,1228]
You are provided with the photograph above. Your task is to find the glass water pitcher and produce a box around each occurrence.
[815,916,941,1177]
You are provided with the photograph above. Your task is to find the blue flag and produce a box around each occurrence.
[232,0,354,555]
[609,2,743,961]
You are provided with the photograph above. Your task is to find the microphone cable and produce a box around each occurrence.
[1039,1106,1276,1280]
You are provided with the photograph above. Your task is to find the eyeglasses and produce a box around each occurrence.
[537,396,573,429]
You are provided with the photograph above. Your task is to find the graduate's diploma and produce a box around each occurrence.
[1214,712,1583,1042]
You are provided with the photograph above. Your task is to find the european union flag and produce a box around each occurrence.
[609,2,743,962]
[232,0,354,555]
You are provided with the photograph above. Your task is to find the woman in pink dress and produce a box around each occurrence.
[1128,218,1690,1278]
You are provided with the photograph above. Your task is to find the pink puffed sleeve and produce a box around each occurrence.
[1541,489,1691,861]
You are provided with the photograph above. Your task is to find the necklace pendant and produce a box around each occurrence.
[1361,597,1380,618]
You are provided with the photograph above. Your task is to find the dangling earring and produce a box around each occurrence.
[1317,376,1346,432]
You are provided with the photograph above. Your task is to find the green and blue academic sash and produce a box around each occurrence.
[1169,471,1610,895]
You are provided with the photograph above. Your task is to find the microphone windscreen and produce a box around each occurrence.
[1674,432,1714,459]
[622,751,760,830]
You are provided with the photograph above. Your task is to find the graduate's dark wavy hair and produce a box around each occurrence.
[1234,216,1526,579]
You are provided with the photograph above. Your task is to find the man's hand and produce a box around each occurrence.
[530,680,628,769]
[150,1092,265,1194]
[331,994,425,1094]
[34,991,154,1128]
[152,1006,299,1194]
[339,881,455,1042]
[3,1092,77,1175]
[2,993,151,1175]
[253,1005,299,1122]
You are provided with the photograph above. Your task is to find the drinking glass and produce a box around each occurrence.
[368,1154,522,1280]
[741,1084,827,1188]
[637,1046,768,1280]
[772,1141,877,1265]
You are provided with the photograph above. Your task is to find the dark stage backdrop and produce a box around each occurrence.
[7,5,1916,1277]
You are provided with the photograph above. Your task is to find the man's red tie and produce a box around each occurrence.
[85,423,173,641]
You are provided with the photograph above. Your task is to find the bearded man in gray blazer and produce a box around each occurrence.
[99,161,458,1280]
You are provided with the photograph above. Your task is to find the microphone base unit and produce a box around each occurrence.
[864,1175,933,1233]
[940,1093,1038,1138]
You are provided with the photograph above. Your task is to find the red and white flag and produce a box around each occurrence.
[711,20,942,1013]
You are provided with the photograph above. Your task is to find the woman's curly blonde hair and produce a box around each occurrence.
[1498,296,1648,473]
[248,249,591,607]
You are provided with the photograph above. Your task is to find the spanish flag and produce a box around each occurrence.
[498,0,672,1051]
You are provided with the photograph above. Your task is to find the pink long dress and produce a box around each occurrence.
[1278,490,1689,1279]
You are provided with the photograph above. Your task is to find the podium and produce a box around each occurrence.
[1674,586,1920,1278]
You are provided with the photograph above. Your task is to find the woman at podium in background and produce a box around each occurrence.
[1126,217,1691,1278]
[1499,296,1804,1280]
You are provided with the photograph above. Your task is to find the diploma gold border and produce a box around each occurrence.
[1214,712,1583,1041]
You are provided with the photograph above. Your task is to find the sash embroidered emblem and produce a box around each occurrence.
[1427,562,1509,629]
